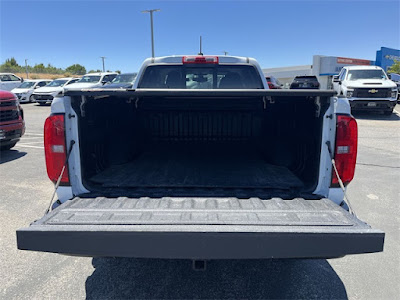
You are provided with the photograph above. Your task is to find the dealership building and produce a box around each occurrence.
[262,47,400,89]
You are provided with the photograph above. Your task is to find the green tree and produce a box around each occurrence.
[387,60,400,74]
[33,63,46,73]
[6,57,19,67]
[0,57,23,72]
[65,64,87,75]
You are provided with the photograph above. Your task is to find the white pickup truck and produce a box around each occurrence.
[333,65,398,114]
[17,55,384,259]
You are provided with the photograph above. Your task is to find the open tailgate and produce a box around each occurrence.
[17,197,384,259]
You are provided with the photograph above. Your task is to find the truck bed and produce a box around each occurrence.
[90,147,304,190]
[17,197,384,259]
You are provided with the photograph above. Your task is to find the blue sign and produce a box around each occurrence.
[376,47,400,71]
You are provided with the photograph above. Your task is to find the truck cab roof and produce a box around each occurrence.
[343,65,384,70]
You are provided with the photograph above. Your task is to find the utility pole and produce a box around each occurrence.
[100,56,106,72]
[198,36,203,55]
[142,9,160,57]
[25,59,29,79]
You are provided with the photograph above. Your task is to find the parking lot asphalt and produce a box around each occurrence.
[0,103,399,299]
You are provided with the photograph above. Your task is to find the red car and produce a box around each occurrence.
[265,76,282,89]
[0,90,25,150]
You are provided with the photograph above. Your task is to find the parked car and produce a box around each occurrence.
[290,76,320,89]
[65,72,118,90]
[0,90,25,150]
[100,73,137,89]
[17,55,384,260]
[265,76,282,89]
[32,77,80,105]
[0,73,23,91]
[11,79,52,103]
[332,66,398,114]
[388,73,400,103]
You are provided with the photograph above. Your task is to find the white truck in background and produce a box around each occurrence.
[333,65,398,114]
[0,73,23,91]
[17,55,384,260]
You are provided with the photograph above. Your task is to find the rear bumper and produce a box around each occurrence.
[349,100,397,111]
[17,197,384,259]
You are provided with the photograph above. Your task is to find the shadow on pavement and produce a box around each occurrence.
[353,111,400,121]
[85,258,347,299]
[0,149,27,164]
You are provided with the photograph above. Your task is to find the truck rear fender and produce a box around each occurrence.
[312,96,336,197]
[50,95,89,202]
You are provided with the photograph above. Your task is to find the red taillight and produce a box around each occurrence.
[331,115,358,187]
[44,114,69,185]
[182,56,219,64]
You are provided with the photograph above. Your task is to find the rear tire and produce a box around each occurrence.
[0,142,17,151]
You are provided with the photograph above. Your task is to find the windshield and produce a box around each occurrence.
[18,81,35,88]
[347,70,387,81]
[111,74,136,84]
[46,80,68,87]
[78,75,101,83]
[138,65,263,89]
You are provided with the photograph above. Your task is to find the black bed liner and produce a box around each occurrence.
[17,197,384,259]
[90,150,303,190]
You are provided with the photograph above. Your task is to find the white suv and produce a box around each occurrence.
[65,72,118,90]
[333,65,398,114]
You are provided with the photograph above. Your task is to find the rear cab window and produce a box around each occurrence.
[138,65,264,89]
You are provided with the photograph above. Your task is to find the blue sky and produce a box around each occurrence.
[1,0,399,72]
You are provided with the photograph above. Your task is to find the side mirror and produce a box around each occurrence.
[102,81,107,85]
[21,78,24,82]
[332,75,340,83]
[388,74,392,80]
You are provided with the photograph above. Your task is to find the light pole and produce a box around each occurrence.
[25,59,29,79]
[142,9,160,57]
[100,56,106,72]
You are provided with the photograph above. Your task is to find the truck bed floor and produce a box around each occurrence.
[90,147,304,190]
